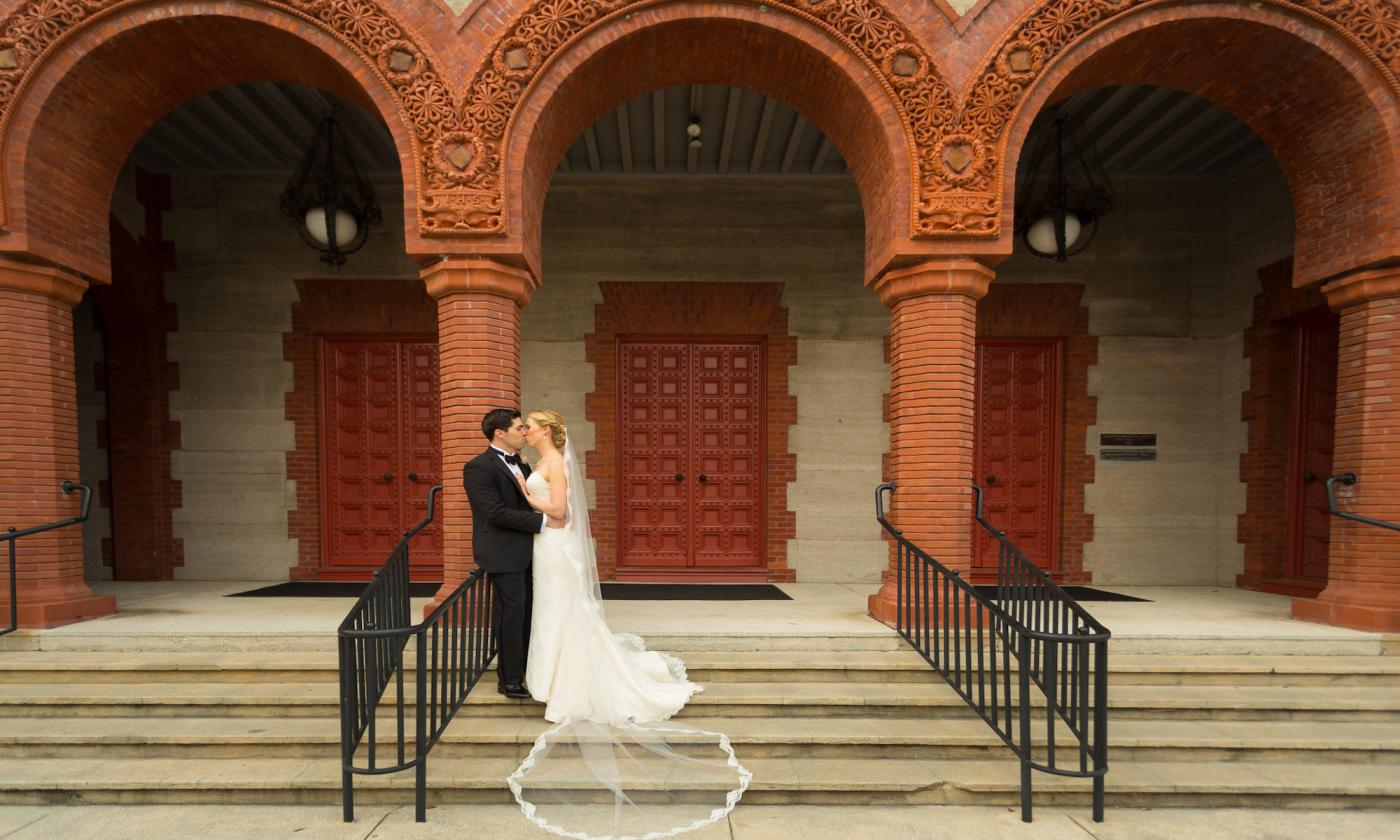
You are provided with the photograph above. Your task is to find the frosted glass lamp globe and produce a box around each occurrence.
[304,207,359,247]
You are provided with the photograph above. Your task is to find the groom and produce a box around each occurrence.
[464,408,551,700]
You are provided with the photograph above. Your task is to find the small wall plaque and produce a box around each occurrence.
[1100,448,1157,462]
[1100,433,1156,447]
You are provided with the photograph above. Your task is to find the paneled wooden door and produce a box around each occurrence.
[1283,315,1339,590]
[972,339,1063,579]
[618,338,765,579]
[319,336,442,580]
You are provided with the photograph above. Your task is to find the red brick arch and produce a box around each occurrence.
[994,1,1400,285]
[0,0,428,281]
[469,0,944,282]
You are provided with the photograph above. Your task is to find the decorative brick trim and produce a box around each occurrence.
[977,282,1096,584]
[90,170,182,581]
[283,277,436,580]
[584,282,797,582]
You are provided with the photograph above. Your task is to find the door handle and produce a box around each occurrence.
[381,473,394,482]
[698,475,709,483]
[674,473,685,481]
[986,475,998,485]
[408,473,419,483]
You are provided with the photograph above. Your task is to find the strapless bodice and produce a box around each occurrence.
[526,470,550,502]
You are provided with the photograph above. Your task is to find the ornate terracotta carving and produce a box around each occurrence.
[949,0,1400,237]
[0,0,1394,244]
[0,0,449,232]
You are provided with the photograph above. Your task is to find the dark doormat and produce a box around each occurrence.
[227,582,442,598]
[601,584,791,601]
[974,585,1149,602]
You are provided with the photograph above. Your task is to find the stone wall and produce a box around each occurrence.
[162,173,416,580]
[528,176,888,583]
[996,161,1293,585]
[77,160,1291,586]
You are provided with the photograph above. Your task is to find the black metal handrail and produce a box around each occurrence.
[876,481,1109,823]
[1325,473,1400,533]
[338,484,497,823]
[2,482,93,637]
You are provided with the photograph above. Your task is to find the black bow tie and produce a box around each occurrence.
[499,451,521,467]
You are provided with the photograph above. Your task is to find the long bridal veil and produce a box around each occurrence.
[507,440,751,840]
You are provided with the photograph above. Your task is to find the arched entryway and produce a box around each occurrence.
[996,1,1400,630]
[0,4,419,625]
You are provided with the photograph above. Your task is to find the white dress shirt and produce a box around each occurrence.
[491,445,546,533]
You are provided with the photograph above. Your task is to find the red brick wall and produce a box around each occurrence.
[90,170,182,581]
[1237,259,1331,589]
[283,277,435,580]
[584,282,797,582]
[977,283,1097,583]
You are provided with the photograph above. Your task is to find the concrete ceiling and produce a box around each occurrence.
[127,81,1275,180]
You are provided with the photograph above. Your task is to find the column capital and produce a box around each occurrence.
[1322,267,1400,311]
[0,256,88,306]
[871,258,995,308]
[420,257,537,306]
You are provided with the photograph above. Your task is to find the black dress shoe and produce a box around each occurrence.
[497,682,531,700]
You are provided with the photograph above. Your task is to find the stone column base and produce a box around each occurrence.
[1293,584,1400,632]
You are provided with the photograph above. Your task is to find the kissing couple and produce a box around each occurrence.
[465,408,750,839]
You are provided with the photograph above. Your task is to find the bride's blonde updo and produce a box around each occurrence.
[528,410,568,450]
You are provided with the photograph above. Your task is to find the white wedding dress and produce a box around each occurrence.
[524,470,698,723]
[507,443,750,840]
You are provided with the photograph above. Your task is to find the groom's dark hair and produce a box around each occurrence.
[482,408,521,442]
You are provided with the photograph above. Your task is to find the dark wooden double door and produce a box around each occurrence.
[319,336,442,580]
[618,339,765,578]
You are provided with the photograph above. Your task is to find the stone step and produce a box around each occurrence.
[3,715,1397,764]
[0,632,905,654]
[3,681,1397,722]
[3,650,1396,686]
[0,756,1395,809]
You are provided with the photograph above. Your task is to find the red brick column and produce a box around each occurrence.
[868,259,994,625]
[1293,268,1400,632]
[0,258,117,628]
[421,257,537,616]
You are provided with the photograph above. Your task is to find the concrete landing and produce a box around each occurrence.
[1,581,1388,655]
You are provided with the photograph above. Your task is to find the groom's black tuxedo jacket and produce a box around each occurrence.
[464,447,545,574]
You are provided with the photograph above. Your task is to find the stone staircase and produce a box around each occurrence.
[1,636,1398,810]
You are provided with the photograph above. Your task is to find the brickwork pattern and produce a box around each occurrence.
[423,258,535,612]
[584,282,797,582]
[977,282,1096,584]
[1294,271,1400,631]
[0,260,115,627]
[869,260,992,623]
[284,278,437,581]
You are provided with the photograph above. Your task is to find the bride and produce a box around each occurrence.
[506,409,750,839]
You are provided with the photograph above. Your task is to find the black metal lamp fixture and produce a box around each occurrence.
[1015,110,1114,261]
[279,113,381,266]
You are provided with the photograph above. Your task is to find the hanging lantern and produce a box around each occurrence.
[279,113,382,266]
[1015,111,1114,261]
